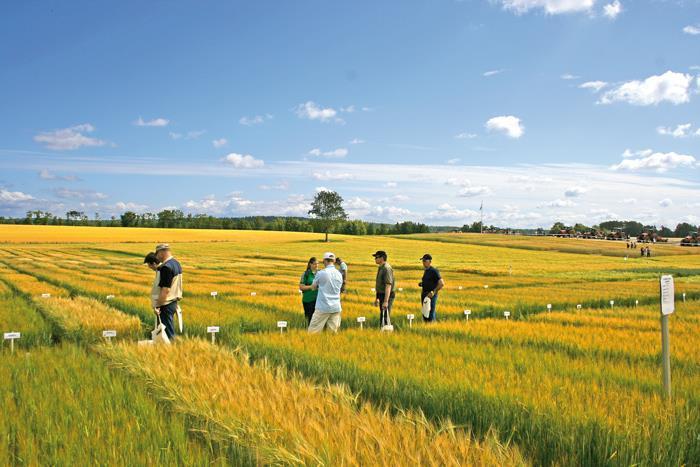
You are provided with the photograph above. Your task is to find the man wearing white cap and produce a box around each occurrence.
[154,243,183,340]
[308,252,344,333]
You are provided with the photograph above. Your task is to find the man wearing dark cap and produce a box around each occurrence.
[373,250,395,330]
[154,243,183,340]
[419,254,444,322]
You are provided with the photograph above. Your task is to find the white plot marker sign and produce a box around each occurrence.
[407,314,415,327]
[464,310,471,321]
[207,326,220,344]
[250,292,257,297]
[659,275,675,399]
[277,321,288,334]
[106,295,115,300]
[41,293,51,299]
[576,304,582,310]
[357,316,366,329]
[609,300,615,309]
[503,311,511,320]
[4,332,20,354]
[210,291,218,299]
[102,330,116,342]
[546,304,552,312]
[682,292,686,303]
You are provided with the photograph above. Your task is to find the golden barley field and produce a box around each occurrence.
[0,225,699,466]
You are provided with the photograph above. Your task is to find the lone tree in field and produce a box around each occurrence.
[308,190,347,242]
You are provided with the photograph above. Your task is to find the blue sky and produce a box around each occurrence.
[1,0,699,227]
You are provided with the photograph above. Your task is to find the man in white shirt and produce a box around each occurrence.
[308,252,344,334]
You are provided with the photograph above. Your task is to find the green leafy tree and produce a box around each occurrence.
[308,190,347,242]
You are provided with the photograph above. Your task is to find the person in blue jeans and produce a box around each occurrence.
[419,254,444,322]
[154,243,183,340]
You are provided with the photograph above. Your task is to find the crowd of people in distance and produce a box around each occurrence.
[298,250,445,334]
[626,240,651,257]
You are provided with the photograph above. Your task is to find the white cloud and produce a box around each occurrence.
[38,169,80,181]
[239,114,273,126]
[345,197,372,210]
[0,189,34,205]
[459,186,492,197]
[308,147,349,158]
[426,203,478,221]
[54,188,108,200]
[350,138,365,144]
[564,186,588,197]
[134,117,169,127]
[483,69,504,77]
[603,0,622,19]
[34,123,106,151]
[500,0,594,15]
[340,105,355,113]
[384,182,398,188]
[223,153,264,169]
[447,158,461,165]
[312,171,353,181]
[295,101,341,123]
[315,186,331,193]
[486,115,524,139]
[622,198,637,204]
[657,123,692,138]
[212,138,228,148]
[115,201,148,212]
[540,199,576,208]
[455,132,477,139]
[612,149,697,172]
[258,181,290,191]
[683,25,700,35]
[561,73,580,80]
[599,71,695,106]
[579,81,608,92]
[659,198,673,207]
[171,130,205,140]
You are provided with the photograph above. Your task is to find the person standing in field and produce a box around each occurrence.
[419,254,445,323]
[308,252,344,334]
[144,252,161,311]
[298,257,319,325]
[373,250,395,330]
[154,243,183,341]
[335,257,348,293]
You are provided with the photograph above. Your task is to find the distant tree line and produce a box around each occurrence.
[0,209,431,236]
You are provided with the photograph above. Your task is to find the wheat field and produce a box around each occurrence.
[0,225,698,465]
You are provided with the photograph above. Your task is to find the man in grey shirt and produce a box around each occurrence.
[308,252,344,333]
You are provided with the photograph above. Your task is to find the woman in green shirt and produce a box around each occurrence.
[298,257,319,324]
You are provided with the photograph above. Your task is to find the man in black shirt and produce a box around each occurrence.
[419,254,444,322]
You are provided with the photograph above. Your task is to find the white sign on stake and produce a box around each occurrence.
[635,299,639,307]
[407,314,415,327]
[277,321,288,334]
[106,294,115,300]
[660,275,675,316]
[357,316,366,329]
[41,293,51,299]
[547,304,552,311]
[576,304,582,310]
[102,330,117,338]
[371,288,376,293]
[207,326,220,344]
[210,291,218,298]
[610,300,615,309]
[503,311,511,320]
[682,292,686,302]
[484,285,489,289]
[398,287,403,292]
[4,332,20,354]
[458,286,463,290]
[464,310,471,321]
[250,292,257,297]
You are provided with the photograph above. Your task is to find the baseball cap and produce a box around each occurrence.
[323,252,336,261]
[420,254,432,261]
[372,250,387,259]
[155,243,170,252]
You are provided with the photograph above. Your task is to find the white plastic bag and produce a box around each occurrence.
[422,297,431,319]
[152,315,171,345]
[176,304,183,333]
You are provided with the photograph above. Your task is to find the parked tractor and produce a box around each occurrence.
[681,232,700,247]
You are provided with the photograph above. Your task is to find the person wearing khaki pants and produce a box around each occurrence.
[308,252,344,334]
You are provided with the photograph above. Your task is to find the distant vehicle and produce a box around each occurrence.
[581,230,605,240]
[605,228,629,241]
[680,232,700,247]
[637,231,668,243]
